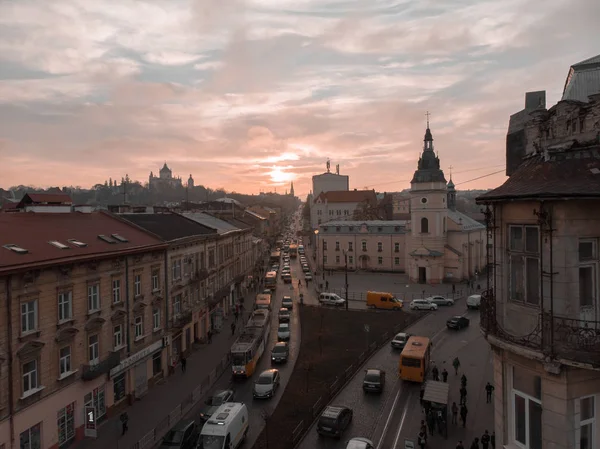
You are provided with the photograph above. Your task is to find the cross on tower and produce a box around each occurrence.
[425,111,431,128]
[448,165,453,177]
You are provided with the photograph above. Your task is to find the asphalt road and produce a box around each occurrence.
[297,299,482,449]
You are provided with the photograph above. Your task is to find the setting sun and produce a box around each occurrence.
[268,166,294,184]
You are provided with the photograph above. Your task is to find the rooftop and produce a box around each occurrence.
[562,54,600,102]
[314,190,377,204]
[119,212,217,241]
[16,192,73,208]
[0,211,165,272]
[183,212,240,234]
[447,209,485,231]
[320,220,408,227]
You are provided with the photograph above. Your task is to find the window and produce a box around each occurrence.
[580,396,595,449]
[21,300,37,334]
[22,360,38,394]
[134,274,142,297]
[335,241,340,251]
[172,259,182,280]
[59,346,71,377]
[378,242,383,252]
[420,217,429,233]
[348,242,353,251]
[152,270,160,291]
[112,279,121,304]
[174,294,182,315]
[58,291,72,322]
[113,325,123,349]
[88,334,99,365]
[113,373,126,402]
[335,255,340,263]
[323,241,328,250]
[362,241,367,251]
[378,257,383,265]
[394,242,400,253]
[57,403,75,445]
[349,256,354,264]
[85,386,106,420]
[20,423,41,449]
[508,226,540,305]
[153,308,161,331]
[512,366,542,449]
[324,255,328,263]
[579,240,597,309]
[395,257,400,265]
[134,316,143,339]
[421,197,427,204]
[88,284,100,312]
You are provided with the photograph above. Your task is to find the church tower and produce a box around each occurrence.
[406,114,448,284]
[290,181,295,197]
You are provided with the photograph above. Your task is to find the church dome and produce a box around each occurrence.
[447,178,455,189]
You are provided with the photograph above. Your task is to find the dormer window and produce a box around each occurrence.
[3,244,28,254]
[68,239,87,248]
[111,234,128,243]
[98,235,117,244]
[49,241,70,250]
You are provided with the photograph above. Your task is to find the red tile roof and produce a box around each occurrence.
[0,211,166,273]
[19,192,73,206]
[477,146,600,202]
[314,190,377,204]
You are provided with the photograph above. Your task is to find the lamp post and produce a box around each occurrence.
[314,229,319,275]
[322,238,325,282]
[343,250,349,311]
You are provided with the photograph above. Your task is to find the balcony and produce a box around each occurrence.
[170,310,193,330]
[81,351,120,381]
[480,290,600,368]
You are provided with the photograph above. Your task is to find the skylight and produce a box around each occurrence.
[68,239,88,248]
[98,235,117,244]
[49,240,70,250]
[3,244,29,254]
[111,233,129,243]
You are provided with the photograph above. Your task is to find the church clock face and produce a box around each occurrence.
[421,197,428,204]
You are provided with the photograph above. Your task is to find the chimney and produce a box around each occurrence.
[336,164,340,175]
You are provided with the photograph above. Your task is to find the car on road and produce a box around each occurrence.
[409,299,438,311]
[282,296,293,309]
[346,437,375,449]
[446,315,470,330]
[302,265,311,273]
[305,273,313,281]
[277,322,291,340]
[159,419,199,449]
[319,292,346,307]
[253,369,280,399]
[261,289,272,296]
[282,273,292,284]
[199,389,235,422]
[467,294,482,309]
[271,341,289,363]
[278,307,291,322]
[427,295,455,306]
[317,405,353,439]
[362,369,385,393]
[390,332,411,349]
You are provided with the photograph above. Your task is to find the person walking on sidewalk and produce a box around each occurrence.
[442,368,449,382]
[461,374,468,388]
[207,330,213,344]
[432,365,439,381]
[120,412,129,436]
[460,404,468,428]
[485,382,495,403]
[491,432,495,449]
[453,357,461,375]
[298,279,302,288]
[451,401,458,424]
[181,355,187,373]
[460,386,467,405]
[417,431,426,449]
[426,410,435,436]
[470,437,480,449]
[481,430,491,449]
[231,322,236,336]
[456,441,465,449]
[419,386,425,408]
[420,420,428,442]
[325,280,329,290]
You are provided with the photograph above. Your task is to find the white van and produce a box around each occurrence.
[466,294,482,309]
[318,292,345,306]
[199,402,249,449]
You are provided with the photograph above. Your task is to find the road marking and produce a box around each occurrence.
[376,386,403,449]
[392,391,412,449]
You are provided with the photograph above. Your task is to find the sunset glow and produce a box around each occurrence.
[268,167,294,185]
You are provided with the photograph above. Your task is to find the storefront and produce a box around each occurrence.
[210,305,224,331]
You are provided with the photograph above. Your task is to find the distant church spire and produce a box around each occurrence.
[290,181,295,197]
[424,111,434,151]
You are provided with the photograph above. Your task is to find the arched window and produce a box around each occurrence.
[421,217,429,234]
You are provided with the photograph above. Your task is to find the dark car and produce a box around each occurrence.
[362,369,385,393]
[159,420,199,449]
[199,390,235,421]
[282,296,293,309]
[390,332,411,350]
[271,341,289,363]
[447,315,470,330]
[278,307,291,322]
[317,405,353,439]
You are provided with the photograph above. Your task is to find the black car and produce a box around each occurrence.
[159,420,199,449]
[278,307,291,323]
[271,341,289,363]
[199,390,235,421]
[447,315,470,330]
[316,405,353,439]
[362,369,385,393]
[390,332,411,350]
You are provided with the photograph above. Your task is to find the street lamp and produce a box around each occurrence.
[314,229,326,282]
[343,250,349,311]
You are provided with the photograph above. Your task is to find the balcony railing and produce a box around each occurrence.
[171,310,193,330]
[81,351,120,381]
[480,290,600,368]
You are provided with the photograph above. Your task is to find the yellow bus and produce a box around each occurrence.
[398,336,431,383]
[230,328,265,377]
[254,293,272,311]
[264,271,277,290]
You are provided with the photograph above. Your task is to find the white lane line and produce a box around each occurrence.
[392,391,413,449]
[376,386,403,449]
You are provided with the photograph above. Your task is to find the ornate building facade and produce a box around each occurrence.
[148,163,187,191]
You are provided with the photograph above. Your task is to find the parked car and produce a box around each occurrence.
[277,323,291,340]
[278,307,291,322]
[362,369,385,393]
[282,273,292,284]
[427,295,455,306]
[305,273,313,281]
[447,315,470,330]
[319,293,346,307]
[282,296,293,309]
[317,405,353,439]
[271,341,289,363]
[346,438,375,449]
[159,420,199,449]
[253,369,280,399]
[302,265,311,273]
[409,299,438,311]
[390,332,411,349]
[199,390,235,421]
[467,294,482,309]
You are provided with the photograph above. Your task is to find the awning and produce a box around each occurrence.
[423,380,449,405]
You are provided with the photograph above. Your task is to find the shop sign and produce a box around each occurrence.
[84,406,97,438]
[110,340,163,377]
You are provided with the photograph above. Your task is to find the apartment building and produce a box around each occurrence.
[310,190,378,230]
[0,209,168,449]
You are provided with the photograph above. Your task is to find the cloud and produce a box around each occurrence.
[0,0,598,197]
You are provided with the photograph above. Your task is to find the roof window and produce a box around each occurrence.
[98,235,117,244]
[3,244,29,254]
[68,239,87,248]
[49,240,70,250]
[111,234,129,243]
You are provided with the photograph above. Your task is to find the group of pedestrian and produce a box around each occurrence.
[457,430,494,449]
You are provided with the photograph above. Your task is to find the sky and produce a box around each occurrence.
[0,0,598,198]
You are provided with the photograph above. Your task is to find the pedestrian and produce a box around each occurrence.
[426,410,435,436]
[231,322,236,335]
[461,374,468,388]
[451,401,458,424]
[442,368,449,382]
[207,330,213,343]
[325,280,329,290]
[420,420,428,442]
[181,355,187,373]
[491,432,495,449]
[453,357,461,375]
[481,430,491,449]
[460,404,468,428]
[456,441,465,449]
[120,412,129,435]
[298,279,302,288]
[460,386,467,405]
[485,382,495,403]
[417,431,426,449]
[432,365,439,381]
[452,283,456,295]
[470,437,480,449]
[419,386,425,408]
[234,309,239,322]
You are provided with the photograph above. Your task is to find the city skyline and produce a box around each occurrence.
[1,0,597,197]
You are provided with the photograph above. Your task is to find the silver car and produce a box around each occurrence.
[427,295,455,306]
[253,369,280,399]
[278,323,291,340]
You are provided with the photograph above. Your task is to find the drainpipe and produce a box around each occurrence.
[6,276,15,449]
[164,249,169,339]
[548,204,555,356]
[125,257,131,354]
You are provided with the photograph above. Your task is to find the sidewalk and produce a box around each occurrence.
[73,297,249,449]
